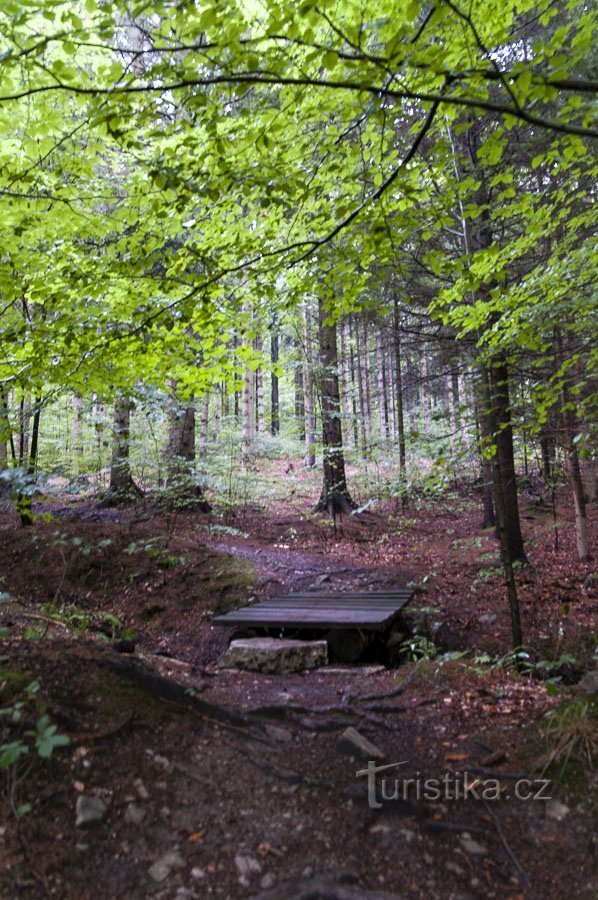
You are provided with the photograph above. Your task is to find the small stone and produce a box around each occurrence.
[446,862,465,875]
[124,803,146,826]
[478,614,497,625]
[153,755,171,771]
[369,823,391,835]
[148,849,185,883]
[546,800,570,821]
[260,873,276,889]
[134,778,149,800]
[75,795,108,828]
[191,868,205,880]
[337,727,385,761]
[264,724,293,743]
[579,669,598,694]
[75,844,89,851]
[460,835,487,856]
[234,855,262,877]
[423,853,433,865]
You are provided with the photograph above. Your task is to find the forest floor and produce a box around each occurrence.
[0,461,596,900]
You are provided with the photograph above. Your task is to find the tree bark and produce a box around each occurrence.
[102,394,141,505]
[392,299,407,487]
[166,388,209,511]
[72,391,84,477]
[270,323,280,436]
[302,302,316,468]
[555,327,590,561]
[488,356,526,563]
[314,298,355,515]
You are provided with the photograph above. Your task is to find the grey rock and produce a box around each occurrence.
[124,802,146,826]
[261,873,276,889]
[337,727,385,761]
[264,724,293,743]
[218,638,328,674]
[579,669,598,694]
[75,795,108,828]
[134,778,149,800]
[234,854,262,877]
[460,835,487,856]
[446,861,465,875]
[148,849,185,883]
[478,614,497,625]
[546,799,570,821]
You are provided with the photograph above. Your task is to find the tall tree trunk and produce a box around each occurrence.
[303,302,316,468]
[241,361,255,465]
[166,389,209,511]
[393,299,407,487]
[348,320,360,448]
[474,374,496,529]
[339,319,353,449]
[72,391,84,477]
[294,351,305,442]
[555,327,590,561]
[102,393,141,505]
[480,366,524,650]
[419,334,432,439]
[0,388,12,469]
[18,394,31,467]
[355,318,369,456]
[376,331,389,441]
[270,323,280,436]
[314,298,355,515]
[199,393,210,458]
[489,356,526,563]
[255,344,266,453]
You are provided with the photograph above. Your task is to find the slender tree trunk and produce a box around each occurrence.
[255,346,266,452]
[19,394,31,467]
[0,388,11,469]
[102,393,141,505]
[555,328,590,561]
[314,298,355,515]
[355,318,368,456]
[474,374,496,529]
[294,351,305,442]
[420,335,432,439]
[339,319,353,449]
[72,391,84,476]
[348,320,359,448]
[166,388,209,510]
[270,323,280,436]
[376,331,389,441]
[303,302,316,468]
[489,356,526,563]
[241,361,255,465]
[480,365,523,650]
[393,299,407,487]
[199,393,210,458]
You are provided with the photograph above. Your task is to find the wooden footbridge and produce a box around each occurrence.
[212,590,414,632]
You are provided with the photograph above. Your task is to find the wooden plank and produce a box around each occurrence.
[212,589,414,631]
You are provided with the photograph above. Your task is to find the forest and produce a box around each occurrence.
[0,1,596,898]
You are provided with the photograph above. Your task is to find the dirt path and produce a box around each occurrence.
[0,496,596,898]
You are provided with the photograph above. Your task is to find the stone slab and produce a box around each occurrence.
[217,637,328,674]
